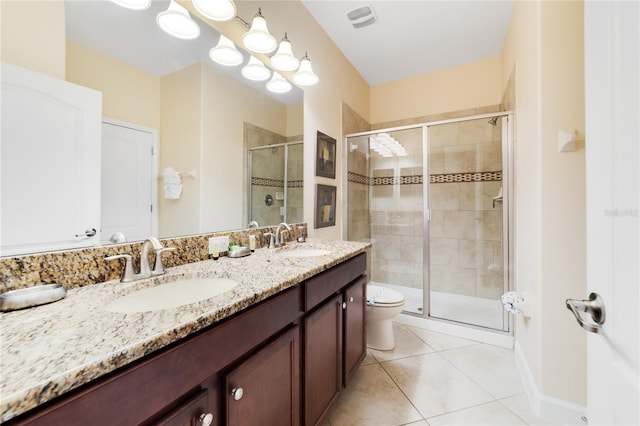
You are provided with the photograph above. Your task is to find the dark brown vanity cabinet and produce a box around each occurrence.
[7,252,367,426]
[303,253,367,425]
[225,326,300,426]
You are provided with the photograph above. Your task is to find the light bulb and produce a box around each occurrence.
[266,72,292,93]
[156,0,200,40]
[241,56,271,81]
[270,33,300,72]
[109,0,151,10]
[209,35,243,66]
[192,0,236,21]
[242,8,277,53]
[293,53,319,86]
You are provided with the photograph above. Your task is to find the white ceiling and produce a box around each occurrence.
[301,0,514,85]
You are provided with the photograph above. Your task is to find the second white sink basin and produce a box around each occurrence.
[105,278,239,313]
[278,248,331,258]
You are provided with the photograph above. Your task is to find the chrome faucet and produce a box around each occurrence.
[274,222,292,247]
[138,237,163,278]
[106,237,174,282]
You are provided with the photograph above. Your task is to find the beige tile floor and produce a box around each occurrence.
[324,323,562,426]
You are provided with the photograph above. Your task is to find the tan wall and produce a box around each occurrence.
[370,56,502,124]
[159,64,203,237]
[539,0,586,406]
[502,0,586,414]
[66,41,161,130]
[0,1,66,79]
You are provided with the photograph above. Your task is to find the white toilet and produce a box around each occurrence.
[366,284,405,350]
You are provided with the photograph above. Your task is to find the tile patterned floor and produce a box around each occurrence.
[324,324,561,426]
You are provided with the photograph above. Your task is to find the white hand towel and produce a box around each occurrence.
[162,167,183,199]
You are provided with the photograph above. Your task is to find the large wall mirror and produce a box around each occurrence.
[3,0,304,256]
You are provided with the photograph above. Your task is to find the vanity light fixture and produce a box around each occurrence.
[209,35,244,66]
[156,0,200,40]
[242,8,277,54]
[266,72,292,93]
[109,0,151,10]
[192,0,236,21]
[270,33,300,72]
[293,53,319,86]
[241,56,271,81]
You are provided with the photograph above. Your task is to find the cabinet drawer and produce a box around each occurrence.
[304,253,366,311]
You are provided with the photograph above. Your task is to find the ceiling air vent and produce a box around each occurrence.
[347,5,377,29]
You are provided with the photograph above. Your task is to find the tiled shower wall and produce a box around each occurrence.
[428,118,503,299]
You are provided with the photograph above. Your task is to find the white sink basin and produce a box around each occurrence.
[105,278,239,313]
[278,248,331,258]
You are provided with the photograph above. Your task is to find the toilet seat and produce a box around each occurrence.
[367,285,405,307]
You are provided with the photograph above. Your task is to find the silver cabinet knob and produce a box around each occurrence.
[342,302,347,309]
[349,296,354,303]
[198,413,213,426]
[231,387,244,401]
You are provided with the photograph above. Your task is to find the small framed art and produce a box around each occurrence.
[315,184,336,228]
[316,131,336,179]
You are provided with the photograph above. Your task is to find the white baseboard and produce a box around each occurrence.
[394,313,514,348]
[514,341,587,425]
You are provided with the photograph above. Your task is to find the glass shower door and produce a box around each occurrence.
[248,146,285,226]
[427,116,507,330]
[346,127,425,315]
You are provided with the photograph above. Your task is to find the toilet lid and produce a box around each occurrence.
[367,285,405,305]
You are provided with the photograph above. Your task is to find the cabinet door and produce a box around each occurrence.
[343,276,367,387]
[0,62,102,256]
[226,326,299,426]
[304,293,343,426]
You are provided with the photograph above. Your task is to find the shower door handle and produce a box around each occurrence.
[566,293,606,334]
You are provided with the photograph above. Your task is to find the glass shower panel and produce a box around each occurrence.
[285,143,303,223]
[427,117,506,330]
[367,127,425,314]
[249,146,285,226]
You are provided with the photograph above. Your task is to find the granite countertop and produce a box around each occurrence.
[0,239,369,422]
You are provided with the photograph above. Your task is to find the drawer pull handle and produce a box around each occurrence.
[199,412,214,426]
[231,387,244,401]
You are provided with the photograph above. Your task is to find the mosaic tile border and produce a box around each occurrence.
[430,171,502,184]
[251,177,304,188]
[348,171,502,185]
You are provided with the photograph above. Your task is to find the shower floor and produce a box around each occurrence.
[373,282,506,331]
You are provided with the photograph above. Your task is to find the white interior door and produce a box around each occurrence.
[0,62,101,256]
[584,2,639,424]
[101,120,157,244]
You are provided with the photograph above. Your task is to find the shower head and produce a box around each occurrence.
[488,116,499,126]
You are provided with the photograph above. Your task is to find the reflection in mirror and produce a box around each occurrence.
[3,0,303,256]
[248,140,303,227]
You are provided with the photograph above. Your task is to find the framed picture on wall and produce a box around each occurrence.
[315,184,336,228]
[316,131,336,178]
